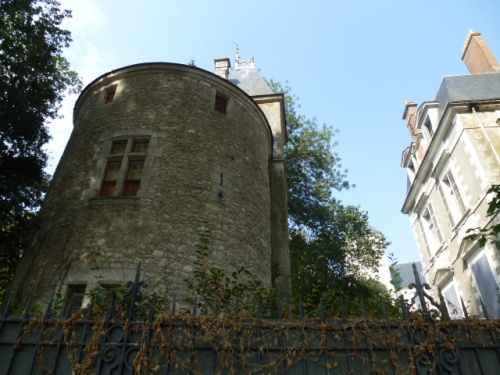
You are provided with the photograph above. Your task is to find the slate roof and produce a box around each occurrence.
[435,72,500,118]
[229,69,274,96]
[391,261,426,289]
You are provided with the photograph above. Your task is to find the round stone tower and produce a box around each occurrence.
[11,61,290,306]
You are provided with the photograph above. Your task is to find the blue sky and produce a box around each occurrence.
[50,0,500,263]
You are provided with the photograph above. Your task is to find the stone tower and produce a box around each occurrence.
[11,57,290,307]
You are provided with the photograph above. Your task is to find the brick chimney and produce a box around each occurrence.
[214,58,231,79]
[402,101,419,142]
[461,30,500,74]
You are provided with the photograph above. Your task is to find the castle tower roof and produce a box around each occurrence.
[228,49,274,96]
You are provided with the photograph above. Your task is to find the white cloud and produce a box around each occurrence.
[45,0,118,174]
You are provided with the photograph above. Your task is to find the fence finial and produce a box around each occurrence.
[408,263,442,320]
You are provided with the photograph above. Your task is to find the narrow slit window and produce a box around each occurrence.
[215,95,227,114]
[424,118,434,137]
[105,90,115,104]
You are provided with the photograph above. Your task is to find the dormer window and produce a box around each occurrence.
[424,118,434,137]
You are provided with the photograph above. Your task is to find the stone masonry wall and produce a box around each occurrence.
[12,64,274,306]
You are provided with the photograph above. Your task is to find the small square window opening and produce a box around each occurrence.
[105,91,115,104]
[215,95,227,114]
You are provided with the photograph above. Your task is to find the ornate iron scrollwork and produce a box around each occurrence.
[120,263,150,321]
[408,263,443,320]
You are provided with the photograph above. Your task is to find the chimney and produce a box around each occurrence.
[461,30,500,74]
[214,58,231,79]
[402,101,419,142]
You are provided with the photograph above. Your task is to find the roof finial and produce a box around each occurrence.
[233,42,240,64]
[233,44,255,71]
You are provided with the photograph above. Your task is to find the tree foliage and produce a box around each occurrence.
[0,0,80,299]
[267,80,389,306]
[466,184,500,250]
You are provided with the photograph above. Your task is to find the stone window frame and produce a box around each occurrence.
[438,169,466,227]
[99,138,150,197]
[420,202,443,255]
[85,129,165,204]
[418,219,432,258]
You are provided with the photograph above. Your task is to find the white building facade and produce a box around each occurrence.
[401,31,500,318]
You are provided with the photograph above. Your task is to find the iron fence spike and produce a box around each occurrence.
[399,295,410,320]
[278,297,283,320]
[148,295,157,321]
[340,297,346,323]
[24,297,33,318]
[320,298,325,321]
[86,299,94,319]
[1,292,14,318]
[361,298,367,318]
[43,290,56,318]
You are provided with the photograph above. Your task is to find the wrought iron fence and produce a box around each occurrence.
[1,264,499,374]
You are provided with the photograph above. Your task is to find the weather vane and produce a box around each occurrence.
[233,42,240,62]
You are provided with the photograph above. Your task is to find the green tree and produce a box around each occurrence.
[267,80,389,307]
[0,0,80,301]
[466,184,500,249]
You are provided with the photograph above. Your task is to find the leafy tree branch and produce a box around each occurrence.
[267,80,390,306]
[0,0,81,301]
